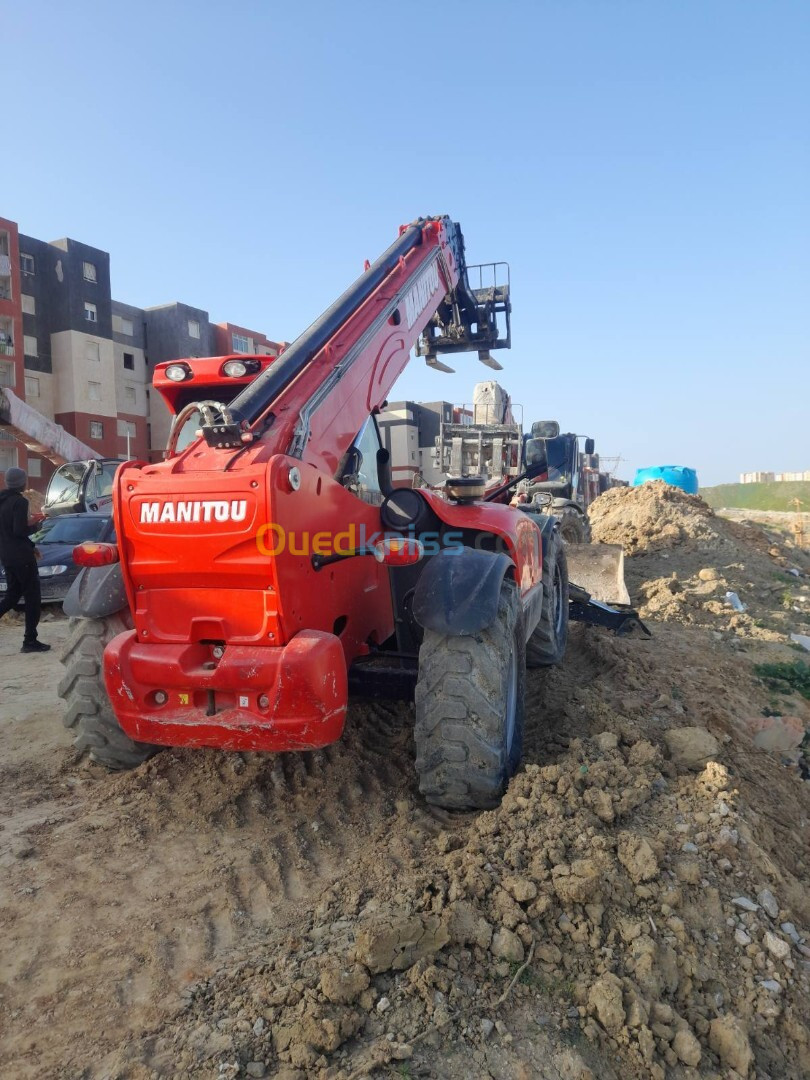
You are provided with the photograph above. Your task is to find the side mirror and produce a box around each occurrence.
[584,438,595,456]
[531,420,560,439]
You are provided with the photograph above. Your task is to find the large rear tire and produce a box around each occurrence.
[414,579,525,810]
[58,613,158,770]
[526,526,569,668]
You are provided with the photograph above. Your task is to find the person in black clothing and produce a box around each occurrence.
[0,467,50,653]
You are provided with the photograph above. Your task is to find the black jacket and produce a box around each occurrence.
[0,489,37,564]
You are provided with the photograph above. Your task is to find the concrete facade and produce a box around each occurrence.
[212,322,282,358]
[1,212,283,489]
[378,400,454,487]
[0,217,24,475]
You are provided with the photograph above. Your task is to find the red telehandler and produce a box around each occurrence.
[61,216,644,810]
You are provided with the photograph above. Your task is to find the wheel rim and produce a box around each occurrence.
[552,562,565,639]
[504,646,518,757]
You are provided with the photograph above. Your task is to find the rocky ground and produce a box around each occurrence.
[1,482,809,1079]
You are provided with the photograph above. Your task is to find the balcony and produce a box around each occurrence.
[0,253,11,302]
[0,317,13,355]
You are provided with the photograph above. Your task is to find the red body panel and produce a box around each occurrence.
[105,629,346,751]
[103,219,529,752]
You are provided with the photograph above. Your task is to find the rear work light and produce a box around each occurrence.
[222,359,260,378]
[373,538,424,566]
[73,542,119,567]
[165,363,192,382]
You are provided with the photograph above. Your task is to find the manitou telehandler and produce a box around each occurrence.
[60,216,643,810]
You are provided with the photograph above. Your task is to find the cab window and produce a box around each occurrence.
[347,417,384,504]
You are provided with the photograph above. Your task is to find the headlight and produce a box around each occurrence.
[165,363,192,382]
[38,565,68,577]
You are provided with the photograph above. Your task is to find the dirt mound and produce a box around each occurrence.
[590,482,810,639]
[590,481,718,555]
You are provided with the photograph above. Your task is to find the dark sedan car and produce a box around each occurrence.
[0,513,114,605]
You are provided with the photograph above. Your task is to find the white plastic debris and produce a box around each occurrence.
[725,591,747,613]
[789,633,810,652]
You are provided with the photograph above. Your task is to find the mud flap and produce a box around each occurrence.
[412,548,514,636]
[63,563,129,620]
[565,543,630,606]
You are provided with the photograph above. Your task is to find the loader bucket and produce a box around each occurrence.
[565,543,631,607]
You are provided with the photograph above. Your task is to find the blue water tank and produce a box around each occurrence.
[632,465,699,494]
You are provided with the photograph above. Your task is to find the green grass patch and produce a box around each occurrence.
[701,481,810,512]
[753,660,810,700]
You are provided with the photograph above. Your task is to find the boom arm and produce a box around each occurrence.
[197,217,510,475]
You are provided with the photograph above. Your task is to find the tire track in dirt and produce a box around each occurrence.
[0,695,419,1077]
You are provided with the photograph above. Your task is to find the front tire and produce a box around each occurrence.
[556,505,592,544]
[58,613,159,770]
[414,579,525,810]
[526,526,569,668]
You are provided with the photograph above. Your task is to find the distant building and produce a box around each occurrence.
[740,471,810,483]
[0,212,283,490]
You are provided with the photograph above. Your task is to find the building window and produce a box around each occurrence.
[84,302,97,323]
[0,361,15,388]
[90,420,104,440]
[25,375,40,398]
[123,352,134,370]
[120,317,134,336]
[88,381,102,402]
[24,335,38,357]
[27,458,42,478]
[86,340,100,362]
[188,319,201,339]
[20,253,35,275]
[118,419,137,438]
[124,385,137,405]
[0,320,13,356]
[21,294,36,315]
[83,261,97,282]
[232,333,249,353]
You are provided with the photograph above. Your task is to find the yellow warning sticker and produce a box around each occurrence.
[178,692,190,705]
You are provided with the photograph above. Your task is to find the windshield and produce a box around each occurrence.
[543,437,572,482]
[46,462,88,507]
[39,517,110,544]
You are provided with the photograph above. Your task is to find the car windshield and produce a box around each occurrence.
[39,517,109,544]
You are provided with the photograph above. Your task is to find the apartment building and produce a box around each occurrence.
[377,400,456,487]
[740,471,810,484]
[0,217,24,476]
[0,213,283,490]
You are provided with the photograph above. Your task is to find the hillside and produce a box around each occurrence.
[701,480,810,511]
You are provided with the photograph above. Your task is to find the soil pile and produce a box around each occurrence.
[590,482,810,639]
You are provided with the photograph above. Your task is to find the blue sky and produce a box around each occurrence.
[4,0,809,485]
